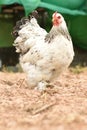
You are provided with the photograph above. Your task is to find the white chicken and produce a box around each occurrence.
[12,11,74,90]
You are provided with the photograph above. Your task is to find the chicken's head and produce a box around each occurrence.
[52,12,64,26]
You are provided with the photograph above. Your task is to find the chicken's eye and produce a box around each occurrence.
[57,16,61,19]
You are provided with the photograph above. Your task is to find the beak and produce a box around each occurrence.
[52,17,57,23]
[52,18,54,23]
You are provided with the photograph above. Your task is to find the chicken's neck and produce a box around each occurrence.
[45,23,71,43]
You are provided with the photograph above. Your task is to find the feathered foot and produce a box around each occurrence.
[35,81,55,91]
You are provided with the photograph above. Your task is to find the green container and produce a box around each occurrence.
[42,0,85,9]
[0,15,13,47]
[67,15,87,50]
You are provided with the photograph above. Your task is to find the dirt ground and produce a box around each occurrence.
[0,67,87,130]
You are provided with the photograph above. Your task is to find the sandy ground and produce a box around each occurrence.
[0,68,87,130]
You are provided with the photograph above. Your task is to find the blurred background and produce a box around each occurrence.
[0,0,87,70]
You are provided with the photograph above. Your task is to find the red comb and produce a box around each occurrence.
[53,12,58,17]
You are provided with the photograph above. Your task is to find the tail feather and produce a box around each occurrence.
[12,17,29,38]
[12,10,38,39]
